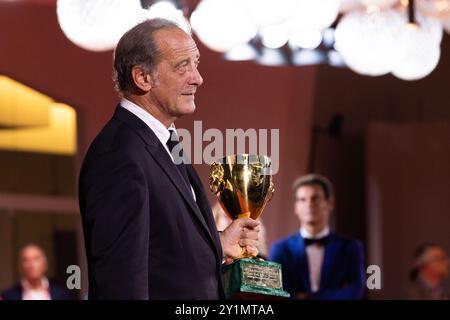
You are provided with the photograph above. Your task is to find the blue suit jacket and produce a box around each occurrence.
[269,232,365,300]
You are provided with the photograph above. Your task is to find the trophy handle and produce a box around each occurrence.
[209,162,225,194]
[267,180,275,203]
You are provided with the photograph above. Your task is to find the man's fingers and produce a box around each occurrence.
[240,230,259,240]
[239,238,259,248]
[243,226,260,233]
[238,217,260,229]
[245,245,259,257]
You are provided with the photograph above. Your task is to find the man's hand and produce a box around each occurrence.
[220,218,260,259]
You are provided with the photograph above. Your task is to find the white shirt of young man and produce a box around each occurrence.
[300,226,330,293]
[120,98,196,201]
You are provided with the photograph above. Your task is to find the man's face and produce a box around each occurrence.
[19,246,47,281]
[149,28,203,120]
[294,184,333,229]
[423,247,449,279]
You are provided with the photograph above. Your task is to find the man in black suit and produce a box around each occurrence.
[78,19,260,300]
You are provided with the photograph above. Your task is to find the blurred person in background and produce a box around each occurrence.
[407,243,449,300]
[0,244,73,300]
[269,174,365,300]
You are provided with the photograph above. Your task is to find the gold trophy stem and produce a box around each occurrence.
[238,212,250,219]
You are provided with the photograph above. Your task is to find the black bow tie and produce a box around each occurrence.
[304,236,329,247]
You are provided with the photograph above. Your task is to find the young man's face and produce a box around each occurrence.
[294,184,333,230]
[149,28,203,121]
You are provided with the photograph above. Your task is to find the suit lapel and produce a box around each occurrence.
[113,106,220,258]
[320,233,340,289]
[187,164,222,256]
[145,143,217,246]
[295,234,311,292]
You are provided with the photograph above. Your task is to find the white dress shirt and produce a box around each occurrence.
[120,98,196,200]
[300,226,330,293]
[21,277,51,300]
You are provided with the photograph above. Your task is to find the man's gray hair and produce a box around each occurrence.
[113,18,185,94]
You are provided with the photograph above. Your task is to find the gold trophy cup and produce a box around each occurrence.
[210,154,290,299]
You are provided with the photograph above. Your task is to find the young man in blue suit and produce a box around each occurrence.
[270,174,365,300]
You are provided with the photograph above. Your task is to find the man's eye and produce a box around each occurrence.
[177,65,187,73]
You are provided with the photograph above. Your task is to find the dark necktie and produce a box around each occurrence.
[167,129,190,188]
[304,236,329,247]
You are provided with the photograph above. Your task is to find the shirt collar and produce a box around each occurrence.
[21,277,49,291]
[300,226,330,239]
[120,98,176,147]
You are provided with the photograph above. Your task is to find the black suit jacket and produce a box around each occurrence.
[79,106,224,299]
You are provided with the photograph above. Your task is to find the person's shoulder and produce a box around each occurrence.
[90,116,145,154]
[82,113,153,172]
[272,233,301,249]
[270,233,301,262]
[0,283,22,300]
[404,279,428,300]
[330,232,363,250]
[49,283,75,300]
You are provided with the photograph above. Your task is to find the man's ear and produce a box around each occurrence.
[327,196,335,212]
[131,66,152,92]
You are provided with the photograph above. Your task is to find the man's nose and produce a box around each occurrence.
[190,66,203,86]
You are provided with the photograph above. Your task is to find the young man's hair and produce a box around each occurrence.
[292,173,334,199]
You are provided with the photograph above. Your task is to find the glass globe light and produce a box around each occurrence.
[289,0,340,31]
[242,0,297,28]
[57,0,143,52]
[289,29,323,49]
[392,23,441,80]
[145,1,191,34]
[340,0,365,13]
[260,24,289,49]
[398,8,444,44]
[359,0,398,9]
[190,0,257,52]
[416,0,450,20]
[334,9,404,76]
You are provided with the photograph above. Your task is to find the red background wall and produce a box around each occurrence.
[367,122,450,298]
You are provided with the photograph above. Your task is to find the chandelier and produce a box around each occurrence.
[56,0,450,81]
